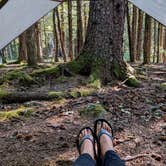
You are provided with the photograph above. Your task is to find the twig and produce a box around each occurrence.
[123,154,152,162]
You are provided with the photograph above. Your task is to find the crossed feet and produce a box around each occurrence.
[79,122,114,160]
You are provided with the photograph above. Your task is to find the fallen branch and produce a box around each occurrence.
[123,153,162,162]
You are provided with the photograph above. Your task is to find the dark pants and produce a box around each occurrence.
[73,150,125,166]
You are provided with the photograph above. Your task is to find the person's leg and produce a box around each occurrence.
[73,128,96,166]
[96,121,125,166]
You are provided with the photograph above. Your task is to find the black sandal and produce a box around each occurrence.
[94,119,114,164]
[76,127,98,160]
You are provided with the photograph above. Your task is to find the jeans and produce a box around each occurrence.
[73,150,125,166]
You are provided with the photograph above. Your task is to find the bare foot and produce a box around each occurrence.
[97,122,114,158]
[79,128,95,160]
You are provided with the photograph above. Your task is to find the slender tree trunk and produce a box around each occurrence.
[53,9,59,62]
[131,5,138,62]
[153,20,157,63]
[157,23,160,63]
[136,9,143,61]
[56,8,67,62]
[143,14,152,64]
[25,25,37,66]
[77,0,83,56]
[60,4,65,46]
[83,2,88,41]
[35,22,43,62]
[68,0,73,61]
[126,2,132,62]
[159,24,163,63]
[163,27,166,63]
[18,32,27,62]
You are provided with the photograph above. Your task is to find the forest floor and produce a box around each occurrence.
[0,63,165,166]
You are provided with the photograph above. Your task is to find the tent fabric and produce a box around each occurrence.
[129,0,166,26]
[0,0,166,50]
[0,0,60,50]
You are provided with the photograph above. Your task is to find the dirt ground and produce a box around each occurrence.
[0,64,165,166]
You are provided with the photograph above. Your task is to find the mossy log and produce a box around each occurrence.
[0,87,97,104]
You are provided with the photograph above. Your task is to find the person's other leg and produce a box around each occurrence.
[73,128,96,166]
[73,153,96,166]
[97,122,125,166]
[102,150,125,166]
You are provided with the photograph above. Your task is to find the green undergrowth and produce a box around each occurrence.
[49,87,97,99]
[0,107,34,121]
[125,75,141,87]
[160,82,166,90]
[30,66,60,77]
[0,70,34,85]
[80,103,106,118]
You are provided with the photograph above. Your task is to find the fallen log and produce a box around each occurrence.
[0,92,61,104]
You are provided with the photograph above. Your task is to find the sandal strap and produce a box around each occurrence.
[79,135,93,149]
[98,128,113,140]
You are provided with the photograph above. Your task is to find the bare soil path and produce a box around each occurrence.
[0,64,165,166]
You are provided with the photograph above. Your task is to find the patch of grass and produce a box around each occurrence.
[0,107,33,121]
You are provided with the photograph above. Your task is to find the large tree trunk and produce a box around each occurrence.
[68,0,73,61]
[25,25,38,66]
[143,14,152,64]
[72,0,138,86]
[136,9,143,61]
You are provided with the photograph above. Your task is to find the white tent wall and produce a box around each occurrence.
[129,0,166,26]
[0,0,60,50]
[0,0,166,51]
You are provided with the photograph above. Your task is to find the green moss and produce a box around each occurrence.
[80,103,106,118]
[0,107,33,120]
[88,72,101,89]
[31,66,60,77]
[0,70,34,85]
[125,75,141,87]
[67,60,82,74]
[48,91,65,99]
[0,88,9,99]
[160,82,166,90]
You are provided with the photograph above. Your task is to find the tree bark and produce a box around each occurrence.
[18,32,27,62]
[163,27,166,63]
[53,9,59,62]
[35,22,43,62]
[153,20,157,63]
[77,0,83,56]
[131,5,138,62]
[56,8,67,62]
[68,0,73,61]
[136,9,143,61]
[25,25,38,66]
[126,2,132,62]
[143,14,152,64]
[73,0,137,85]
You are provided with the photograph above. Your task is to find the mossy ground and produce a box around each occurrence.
[79,103,106,118]
[0,107,33,121]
